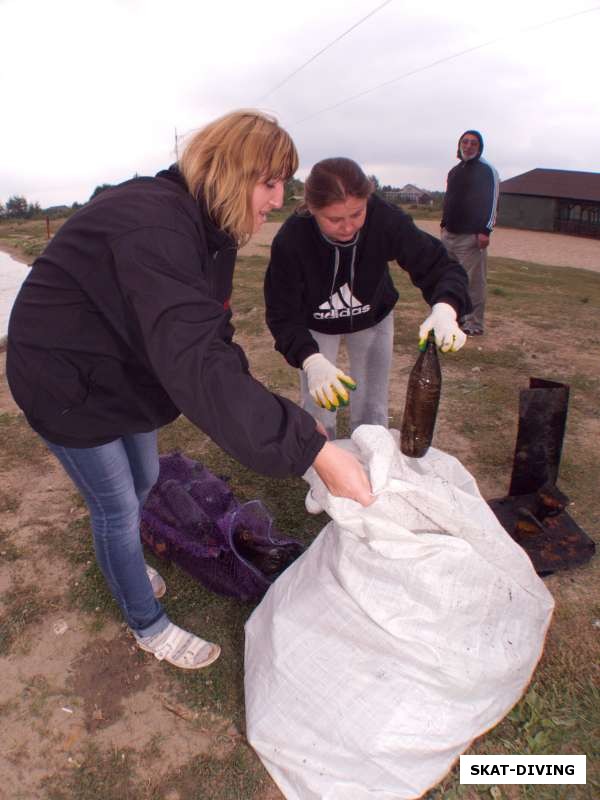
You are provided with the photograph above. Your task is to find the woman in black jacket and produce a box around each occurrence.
[264,157,471,440]
[7,111,373,670]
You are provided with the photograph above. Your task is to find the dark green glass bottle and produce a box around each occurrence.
[400,331,442,458]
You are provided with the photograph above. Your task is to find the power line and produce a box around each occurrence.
[293,5,600,124]
[256,0,394,103]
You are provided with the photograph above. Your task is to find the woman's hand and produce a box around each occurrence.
[418,302,466,353]
[302,353,356,410]
[312,441,374,506]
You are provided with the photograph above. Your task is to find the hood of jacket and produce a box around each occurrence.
[155,164,234,254]
[456,129,484,161]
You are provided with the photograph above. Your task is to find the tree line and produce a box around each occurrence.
[0,194,83,221]
[0,177,306,221]
[1,175,440,221]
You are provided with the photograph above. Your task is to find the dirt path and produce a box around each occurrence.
[240,219,600,272]
[417,220,600,271]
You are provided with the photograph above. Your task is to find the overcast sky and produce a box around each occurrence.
[1,0,598,208]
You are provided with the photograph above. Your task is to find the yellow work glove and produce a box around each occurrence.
[302,353,357,411]
[418,302,466,353]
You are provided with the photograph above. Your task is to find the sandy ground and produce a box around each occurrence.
[240,219,600,272]
[417,220,600,271]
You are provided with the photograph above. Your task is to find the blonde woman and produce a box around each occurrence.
[7,111,373,671]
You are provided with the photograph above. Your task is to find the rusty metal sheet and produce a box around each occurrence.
[508,378,569,496]
[488,377,595,574]
[488,489,596,575]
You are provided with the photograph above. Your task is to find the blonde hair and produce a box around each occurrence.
[179,109,298,245]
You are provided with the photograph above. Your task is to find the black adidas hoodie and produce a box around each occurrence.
[264,193,471,368]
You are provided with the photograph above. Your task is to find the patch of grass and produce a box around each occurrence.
[486,258,600,326]
[558,450,600,533]
[232,256,268,302]
[19,239,46,258]
[0,529,21,561]
[0,489,20,513]
[152,742,272,800]
[21,674,57,720]
[0,698,17,718]
[0,413,49,470]
[400,204,443,221]
[508,681,598,759]
[230,258,270,337]
[442,373,518,467]
[42,743,141,800]
[48,516,94,565]
[565,372,600,397]
[68,562,120,621]
[267,203,299,222]
[157,415,208,461]
[34,519,88,575]
[422,680,599,799]
[56,520,120,621]
[44,516,121,622]
[0,584,57,655]
[449,343,529,373]
[263,364,299,393]
[161,583,250,724]
[0,217,64,263]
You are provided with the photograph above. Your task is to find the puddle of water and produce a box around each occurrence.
[0,250,30,338]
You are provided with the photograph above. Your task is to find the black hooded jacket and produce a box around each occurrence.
[441,130,499,236]
[6,166,324,476]
[264,193,471,368]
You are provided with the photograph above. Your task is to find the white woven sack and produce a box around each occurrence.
[244,426,554,800]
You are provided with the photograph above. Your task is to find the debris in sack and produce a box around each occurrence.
[140,452,305,601]
[488,378,596,575]
[233,527,304,576]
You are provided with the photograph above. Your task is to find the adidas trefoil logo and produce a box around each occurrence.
[313,283,371,320]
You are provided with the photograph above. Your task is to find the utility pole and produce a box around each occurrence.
[174,127,179,161]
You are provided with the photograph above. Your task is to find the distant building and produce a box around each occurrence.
[383,184,433,206]
[498,168,600,238]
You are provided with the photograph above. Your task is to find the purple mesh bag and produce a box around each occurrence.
[140,452,305,602]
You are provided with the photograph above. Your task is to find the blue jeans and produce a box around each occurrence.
[44,431,169,637]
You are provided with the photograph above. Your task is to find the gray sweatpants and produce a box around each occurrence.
[441,230,487,332]
[299,312,394,440]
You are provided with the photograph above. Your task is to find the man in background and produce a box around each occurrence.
[441,130,499,336]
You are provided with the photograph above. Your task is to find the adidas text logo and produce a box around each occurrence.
[313,283,371,320]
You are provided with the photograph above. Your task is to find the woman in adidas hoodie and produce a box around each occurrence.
[264,157,471,439]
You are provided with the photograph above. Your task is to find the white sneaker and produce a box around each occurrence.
[135,622,221,670]
[145,564,166,599]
